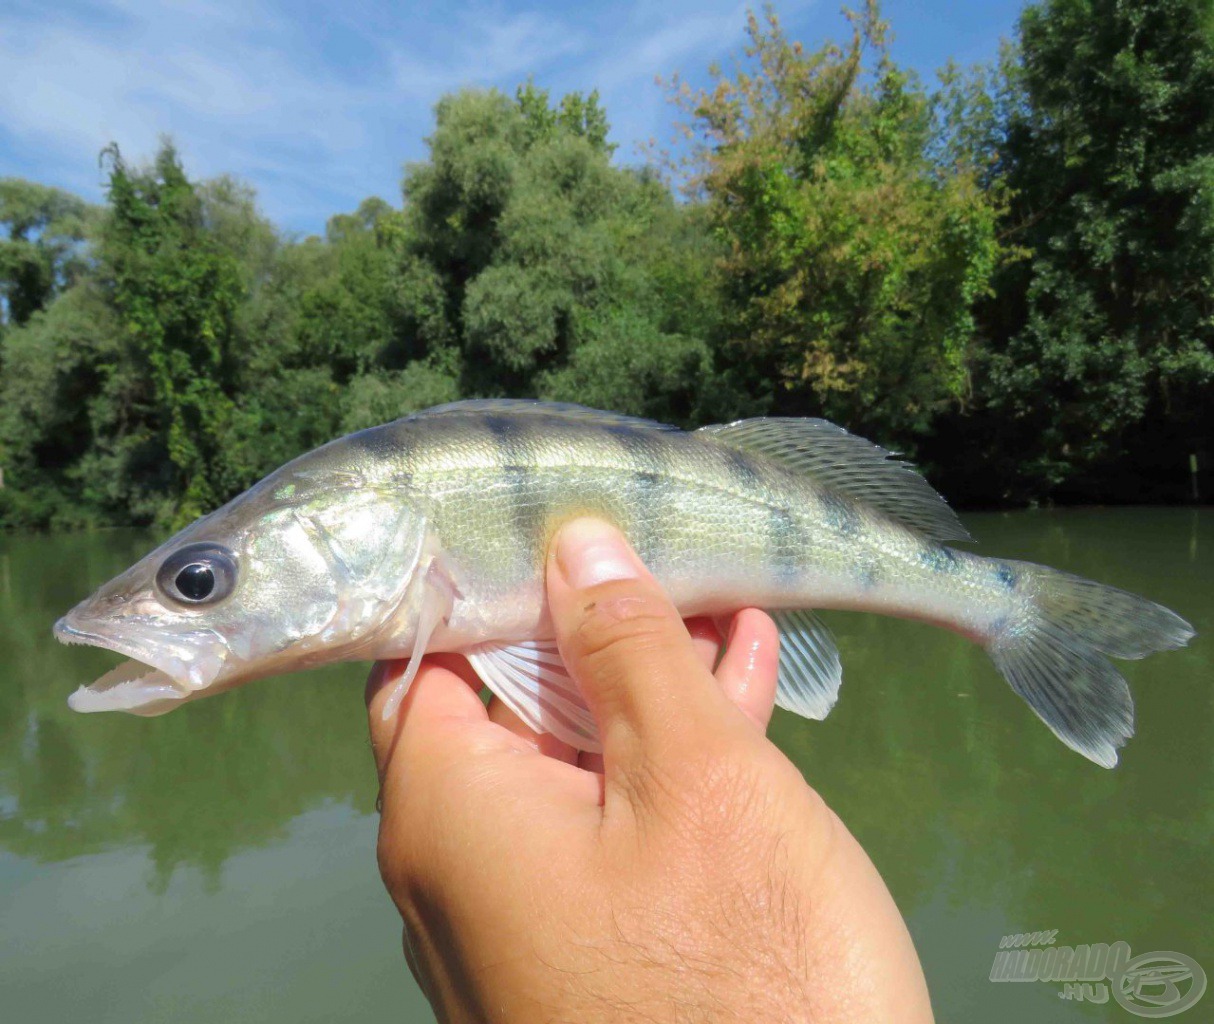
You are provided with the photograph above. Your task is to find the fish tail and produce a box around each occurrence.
[987,561,1194,768]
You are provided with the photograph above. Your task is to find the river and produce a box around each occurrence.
[1,508,1209,1021]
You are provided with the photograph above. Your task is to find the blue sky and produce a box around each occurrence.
[2,0,1025,236]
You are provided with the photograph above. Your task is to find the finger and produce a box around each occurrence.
[486,695,579,764]
[575,617,718,776]
[686,616,725,671]
[365,657,487,783]
[484,620,715,767]
[576,617,720,774]
[714,609,780,730]
[547,517,732,774]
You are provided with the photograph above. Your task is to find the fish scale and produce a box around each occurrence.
[55,400,1194,767]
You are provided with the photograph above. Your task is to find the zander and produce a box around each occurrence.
[55,400,1194,767]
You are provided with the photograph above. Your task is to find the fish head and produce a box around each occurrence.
[55,478,430,716]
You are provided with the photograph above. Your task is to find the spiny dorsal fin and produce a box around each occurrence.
[698,417,971,544]
[407,399,677,433]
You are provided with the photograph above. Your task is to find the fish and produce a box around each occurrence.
[54,400,1195,767]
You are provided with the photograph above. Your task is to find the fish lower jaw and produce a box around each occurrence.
[54,618,217,716]
[66,660,188,716]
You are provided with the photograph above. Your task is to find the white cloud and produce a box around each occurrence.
[0,0,786,231]
[593,4,748,92]
[384,10,586,101]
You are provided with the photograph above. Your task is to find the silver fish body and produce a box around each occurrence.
[55,401,1194,767]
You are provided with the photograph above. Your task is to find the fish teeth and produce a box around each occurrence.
[67,658,189,714]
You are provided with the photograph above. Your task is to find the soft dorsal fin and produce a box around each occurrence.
[697,418,971,544]
[406,399,677,433]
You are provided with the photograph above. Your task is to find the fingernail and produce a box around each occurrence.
[555,518,640,590]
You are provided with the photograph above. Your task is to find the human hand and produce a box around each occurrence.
[366,518,933,1023]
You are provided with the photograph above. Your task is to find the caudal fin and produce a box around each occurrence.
[989,563,1194,768]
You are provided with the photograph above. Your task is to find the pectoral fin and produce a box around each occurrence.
[467,640,600,751]
[379,557,460,721]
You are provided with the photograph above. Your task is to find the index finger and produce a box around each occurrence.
[365,655,487,784]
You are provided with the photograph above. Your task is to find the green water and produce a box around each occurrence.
[1,509,1209,1022]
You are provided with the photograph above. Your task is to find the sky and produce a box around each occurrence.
[1,0,1025,236]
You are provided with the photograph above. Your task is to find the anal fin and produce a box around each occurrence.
[771,609,843,720]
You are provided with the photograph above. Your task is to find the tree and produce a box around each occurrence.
[674,3,1005,445]
[0,179,96,331]
[980,0,1214,497]
[91,143,246,524]
[292,199,405,381]
[0,283,116,527]
[396,86,726,424]
[516,80,615,154]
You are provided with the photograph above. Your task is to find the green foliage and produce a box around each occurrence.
[398,86,725,423]
[95,144,246,523]
[340,361,461,434]
[0,179,96,330]
[676,3,1007,444]
[1,1,1210,528]
[978,0,1214,494]
[293,213,401,378]
[0,283,116,528]
[516,80,615,154]
[215,368,342,497]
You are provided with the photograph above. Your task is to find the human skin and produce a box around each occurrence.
[366,517,935,1023]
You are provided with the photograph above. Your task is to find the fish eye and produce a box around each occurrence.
[156,543,238,607]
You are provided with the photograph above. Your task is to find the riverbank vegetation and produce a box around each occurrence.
[2,0,1211,529]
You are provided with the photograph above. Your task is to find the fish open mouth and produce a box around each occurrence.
[54,618,194,717]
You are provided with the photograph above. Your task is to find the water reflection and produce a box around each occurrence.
[0,510,1209,1022]
[0,530,377,885]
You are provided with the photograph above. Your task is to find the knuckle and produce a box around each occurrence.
[569,587,682,671]
[375,777,441,895]
[376,824,416,903]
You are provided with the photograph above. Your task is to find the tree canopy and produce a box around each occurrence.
[978,0,1214,498]
[0,179,95,330]
[675,3,1005,443]
[1,0,1209,529]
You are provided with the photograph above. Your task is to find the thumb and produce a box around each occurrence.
[547,517,732,779]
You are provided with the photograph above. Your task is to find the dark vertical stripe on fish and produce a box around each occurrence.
[482,413,529,465]
[855,557,880,590]
[605,423,668,565]
[993,563,1018,591]
[506,465,549,572]
[479,416,543,573]
[604,422,663,472]
[820,492,863,539]
[625,469,664,571]
[621,471,660,568]
[721,445,762,495]
[766,506,802,585]
[919,546,960,574]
